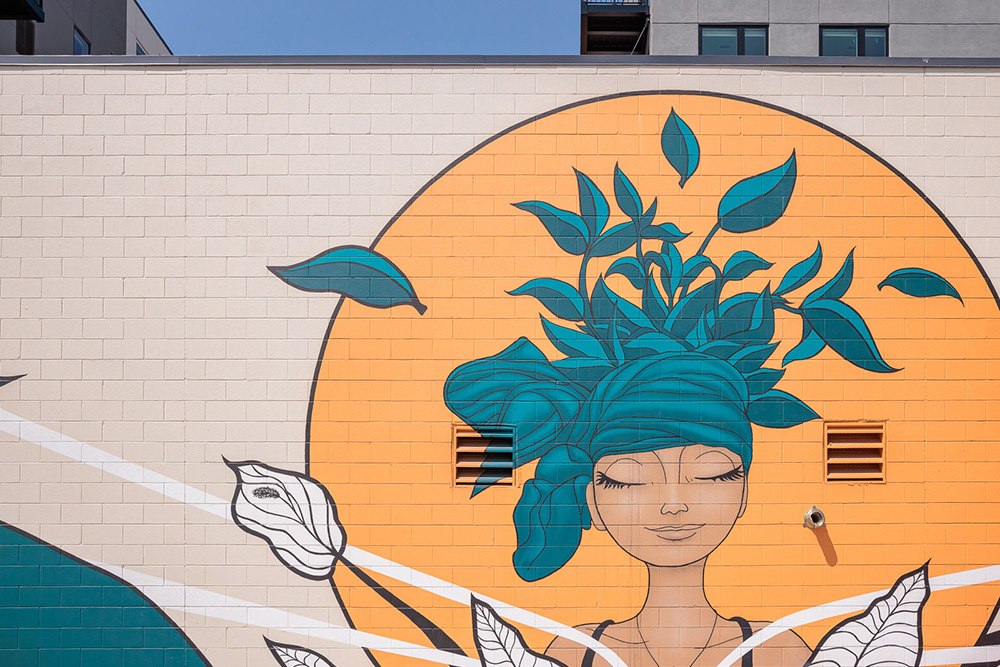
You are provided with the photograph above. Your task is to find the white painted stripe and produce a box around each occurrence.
[716,565,1000,667]
[0,408,626,667]
[0,408,229,519]
[92,561,481,667]
[343,545,627,667]
[922,645,1000,666]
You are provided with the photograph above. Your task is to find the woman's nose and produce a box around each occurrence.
[660,500,689,515]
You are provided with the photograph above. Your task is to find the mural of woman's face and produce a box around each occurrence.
[587,445,748,568]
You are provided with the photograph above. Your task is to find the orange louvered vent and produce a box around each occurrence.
[825,422,885,482]
[454,426,514,488]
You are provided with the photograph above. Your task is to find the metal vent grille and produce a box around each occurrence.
[454,426,514,487]
[825,423,885,482]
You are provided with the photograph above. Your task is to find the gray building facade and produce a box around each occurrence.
[645,0,1000,57]
[0,0,169,56]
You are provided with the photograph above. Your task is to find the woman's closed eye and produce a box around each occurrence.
[693,466,746,482]
[595,470,642,489]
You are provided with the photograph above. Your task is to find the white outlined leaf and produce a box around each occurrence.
[266,638,337,667]
[227,460,346,580]
[807,563,930,667]
[472,597,566,667]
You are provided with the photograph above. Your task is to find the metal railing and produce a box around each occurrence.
[583,0,649,5]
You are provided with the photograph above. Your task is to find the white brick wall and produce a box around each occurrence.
[0,62,998,665]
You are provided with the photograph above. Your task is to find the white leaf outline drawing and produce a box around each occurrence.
[265,637,337,667]
[807,562,931,667]
[472,596,568,667]
[227,459,346,580]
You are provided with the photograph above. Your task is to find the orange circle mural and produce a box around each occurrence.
[300,93,1000,665]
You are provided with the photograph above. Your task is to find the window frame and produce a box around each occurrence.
[72,26,90,55]
[698,24,769,57]
[819,25,888,57]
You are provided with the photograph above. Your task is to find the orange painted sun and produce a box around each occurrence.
[306,93,1000,663]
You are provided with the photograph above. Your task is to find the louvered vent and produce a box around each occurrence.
[454,426,514,487]
[825,423,885,482]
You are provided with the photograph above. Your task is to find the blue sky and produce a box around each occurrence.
[139,0,579,56]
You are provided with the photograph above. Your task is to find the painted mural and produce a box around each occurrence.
[4,91,1000,667]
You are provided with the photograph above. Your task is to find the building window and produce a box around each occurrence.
[15,20,35,55]
[699,26,768,56]
[73,27,90,55]
[820,26,888,57]
[136,41,146,56]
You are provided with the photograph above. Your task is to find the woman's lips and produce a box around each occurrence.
[645,524,705,541]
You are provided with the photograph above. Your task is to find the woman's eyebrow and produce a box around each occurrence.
[601,457,643,470]
[692,451,739,465]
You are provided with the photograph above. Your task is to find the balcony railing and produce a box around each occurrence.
[583,0,648,5]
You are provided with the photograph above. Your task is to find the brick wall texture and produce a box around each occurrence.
[0,64,998,667]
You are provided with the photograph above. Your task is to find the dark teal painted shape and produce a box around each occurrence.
[878,267,963,303]
[0,522,209,667]
[660,108,700,188]
[268,245,427,314]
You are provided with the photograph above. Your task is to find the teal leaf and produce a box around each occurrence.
[0,374,25,388]
[613,164,642,222]
[269,245,426,314]
[666,243,683,295]
[609,308,625,364]
[775,242,823,297]
[574,169,610,237]
[512,446,593,581]
[729,343,778,374]
[805,249,854,305]
[443,338,586,473]
[718,288,774,347]
[513,201,590,255]
[679,255,716,289]
[878,268,963,304]
[696,340,743,360]
[591,222,638,257]
[718,151,797,233]
[540,317,607,360]
[508,278,585,322]
[745,368,785,396]
[590,276,656,334]
[642,282,670,326]
[608,257,647,290]
[624,330,691,358]
[747,390,820,428]
[661,108,700,188]
[723,250,773,282]
[638,198,658,230]
[551,356,614,391]
[641,222,690,243]
[782,324,826,366]
[802,298,898,373]
[665,281,718,339]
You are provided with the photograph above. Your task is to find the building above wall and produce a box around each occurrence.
[0,0,170,56]
[649,0,1000,58]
